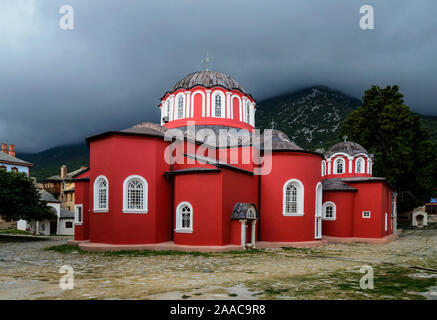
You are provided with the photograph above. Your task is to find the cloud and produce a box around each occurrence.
[0,0,436,152]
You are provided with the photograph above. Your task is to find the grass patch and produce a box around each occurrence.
[45,244,89,254]
[281,247,321,255]
[228,293,238,297]
[181,295,191,299]
[0,229,33,235]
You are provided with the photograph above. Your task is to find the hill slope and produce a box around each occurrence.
[17,143,89,181]
[255,86,361,151]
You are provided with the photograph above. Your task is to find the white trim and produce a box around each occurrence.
[282,178,304,216]
[321,160,326,176]
[327,159,332,175]
[385,212,388,231]
[333,157,346,174]
[191,90,205,117]
[175,201,193,233]
[185,91,191,118]
[74,204,83,225]
[226,92,232,118]
[362,211,371,218]
[211,90,226,118]
[314,182,323,239]
[205,90,211,117]
[122,175,148,214]
[322,201,336,220]
[93,175,108,212]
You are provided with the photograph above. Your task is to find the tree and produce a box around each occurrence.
[0,170,56,222]
[339,85,437,213]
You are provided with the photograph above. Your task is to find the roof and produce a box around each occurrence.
[0,152,32,167]
[39,190,60,203]
[264,130,303,151]
[322,179,357,191]
[59,208,74,219]
[164,168,221,175]
[120,122,168,137]
[231,203,258,220]
[171,71,247,95]
[326,141,372,158]
[44,166,89,182]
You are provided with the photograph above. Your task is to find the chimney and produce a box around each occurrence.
[60,165,67,179]
[8,144,15,157]
[1,144,7,154]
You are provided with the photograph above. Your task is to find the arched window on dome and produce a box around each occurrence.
[334,158,345,174]
[283,179,304,216]
[246,102,251,124]
[123,175,148,213]
[94,175,108,212]
[355,157,364,174]
[215,95,222,117]
[175,202,193,233]
[177,96,184,119]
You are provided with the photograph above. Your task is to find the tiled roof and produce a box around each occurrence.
[326,141,372,158]
[0,152,32,166]
[59,208,74,219]
[44,166,88,182]
[39,190,60,203]
[322,179,357,191]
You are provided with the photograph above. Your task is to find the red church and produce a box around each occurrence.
[71,71,398,251]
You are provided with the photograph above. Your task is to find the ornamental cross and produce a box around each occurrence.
[201,52,214,71]
[343,135,348,142]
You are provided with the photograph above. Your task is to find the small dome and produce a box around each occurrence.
[172,71,246,93]
[326,141,370,157]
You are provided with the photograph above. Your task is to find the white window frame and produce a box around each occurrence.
[93,175,109,213]
[123,175,148,214]
[321,160,326,176]
[175,201,193,233]
[322,201,336,220]
[74,204,83,225]
[362,211,371,218]
[175,93,185,119]
[212,90,226,118]
[333,158,346,174]
[355,157,365,174]
[282,179,304,216]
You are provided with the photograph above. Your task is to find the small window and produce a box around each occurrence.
[177,96,184,119]
[335,159,344,174]
[93,176,108,212]
[75,204,83,224]
[362,211,371,218]
[322,201,336,220]
[356,158,364,173]
[215,94,222,117]
[65,221,73,228]
[175,202,193,233]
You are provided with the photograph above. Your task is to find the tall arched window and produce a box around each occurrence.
[356,158,364,173]
[246,102,251,123]
[123,175,148,213]
[175,202,193,233]
[334,158,345,174]
[177,96,184,119]
[94,175,108,212]
[283,179,304,216]
[215,94,222,117]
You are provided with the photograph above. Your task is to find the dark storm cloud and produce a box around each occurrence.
[0,0,436,152]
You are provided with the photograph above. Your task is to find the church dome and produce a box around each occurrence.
[326,141,370,157]
[172,71,246,93]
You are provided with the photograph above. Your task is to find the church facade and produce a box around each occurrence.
[72,71,397,250]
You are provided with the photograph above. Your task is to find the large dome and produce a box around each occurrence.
[326,141,370,157]
[172,71,246,93]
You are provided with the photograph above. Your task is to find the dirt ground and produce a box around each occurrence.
[1,229,436,300]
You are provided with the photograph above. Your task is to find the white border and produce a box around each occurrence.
[282,178,305,216]
[322,201,336,220]
[74,204,83,225]
[175,201,193,233]
[93,175,108,213]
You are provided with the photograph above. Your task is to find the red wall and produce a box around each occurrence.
[260,152,323,242]
[87,135,171,244]
[74,179,90,241]
[322,191,355,237]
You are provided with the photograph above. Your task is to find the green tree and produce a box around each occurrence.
[0,170,55,222]
[339,85,437,213]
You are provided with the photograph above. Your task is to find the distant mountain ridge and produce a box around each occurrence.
[18,86,437,181]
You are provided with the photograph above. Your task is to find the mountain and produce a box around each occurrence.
[255,86,361,151]
[17,143,89,182]
[17,86,437,181]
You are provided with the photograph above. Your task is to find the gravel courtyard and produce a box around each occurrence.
[1,229,437,300]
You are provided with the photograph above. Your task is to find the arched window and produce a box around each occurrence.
[123,175,148,213]
[322,201,336,220]
[214,94,222,117]
[177,96,184,119]
[93,175,108,212]
[321,161,326,176]
[356,158,364,173]
[166,100,171,117]
[334,158,345,174]
[246,102,251,123]
[283,179,304,216]
[175,202,193,233]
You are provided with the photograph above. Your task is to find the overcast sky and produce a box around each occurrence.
[1,0,436,153]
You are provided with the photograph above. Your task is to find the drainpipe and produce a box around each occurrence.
[257,151,262,241]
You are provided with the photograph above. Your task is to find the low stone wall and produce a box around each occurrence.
[0,217,16,229]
